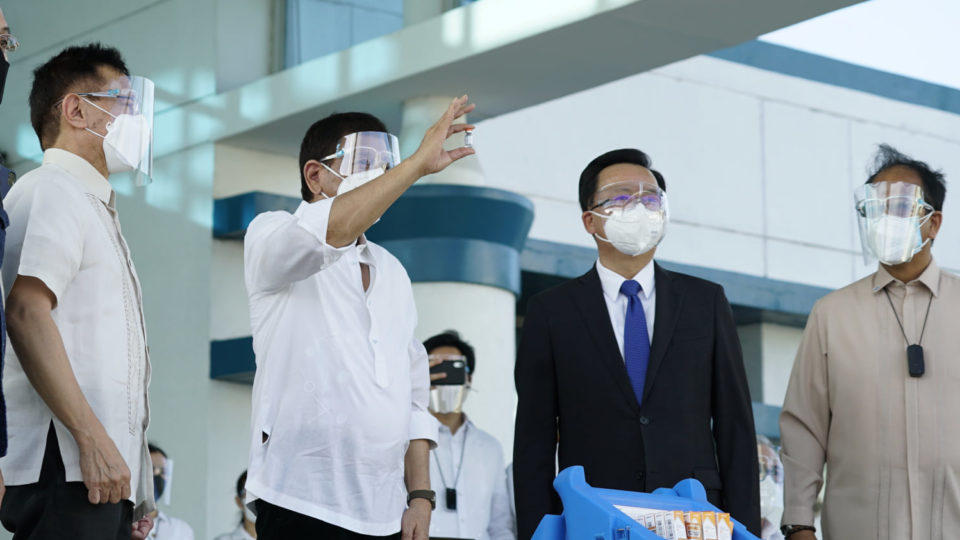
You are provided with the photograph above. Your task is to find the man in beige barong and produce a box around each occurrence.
[780,144,959,540]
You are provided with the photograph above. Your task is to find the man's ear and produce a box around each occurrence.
[582,210,600,236]
[303,160,326,199]
[926,210,943,241]
[60,94,89,130]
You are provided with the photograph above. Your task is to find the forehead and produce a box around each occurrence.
[871,165,923,190]
[93,65,131,91]
[596,163,655,190]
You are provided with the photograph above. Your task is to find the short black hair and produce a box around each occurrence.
[299,112,388,201]
[29,43,130,149]
[148,443,166,458]
[423,330,476,376]
[867,144,947,212]
[236,470,247,498]
[578,148,666,211]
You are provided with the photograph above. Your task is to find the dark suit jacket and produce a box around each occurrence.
[513,263,760,539]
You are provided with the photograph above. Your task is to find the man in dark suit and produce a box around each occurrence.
[513,149,760,539]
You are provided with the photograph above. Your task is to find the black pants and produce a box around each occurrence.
[255,499,401,539]
[0,424,134,540]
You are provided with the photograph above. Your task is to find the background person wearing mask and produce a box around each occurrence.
[148,444,194,540]
[780,144,958,540]
[513,148,760,539]
[424,330,515,540]
[757,436,784,540]
[243,97,475,540]
[213,470,256,540]
[0,43,154,540]
[0,5,17,508]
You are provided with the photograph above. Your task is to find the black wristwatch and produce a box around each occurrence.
[781,524,816,537]
[407,489,436,510]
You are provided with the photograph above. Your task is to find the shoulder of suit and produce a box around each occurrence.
[657,266,724,294]
[528,267,599,301]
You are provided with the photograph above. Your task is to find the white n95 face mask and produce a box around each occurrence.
[592,204,667,256]
[864,214,931,265]
[320,162,386,197]
[84,98,152,174]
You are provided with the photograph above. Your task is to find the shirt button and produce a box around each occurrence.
[638,416,650,425]
[635,471,645,481]
[372,338,379,344]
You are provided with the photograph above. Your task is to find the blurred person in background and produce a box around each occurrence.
[0,5,19,508]
[757,436,784,540]
[148,444,194,540]
[424,330,514,540]
[213,470,256,540]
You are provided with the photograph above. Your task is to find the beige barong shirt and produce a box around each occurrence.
[781,260,960,540]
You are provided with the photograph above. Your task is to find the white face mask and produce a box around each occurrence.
[759,475,784,525]
[83,98,151,174]
[429,385,469,414]
[592,205,667,256]
[320,162,385,198]
[865,213,931,265]
[243,505,256,524]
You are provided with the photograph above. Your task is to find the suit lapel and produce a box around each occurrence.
[572,267,641,414]
[642,263,683,402]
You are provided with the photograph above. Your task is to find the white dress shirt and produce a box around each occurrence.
[595,259,656,358]
[244,199,438,536]
[429,417,515,540]
[148,511,194,540]
[0,149,154,518]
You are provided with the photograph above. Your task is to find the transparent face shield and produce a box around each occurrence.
[76,75,155,185]
[588,179,669,256]
[321,131,401,177]
[855,181,934,265]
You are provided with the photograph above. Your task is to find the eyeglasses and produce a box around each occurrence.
[590,191,664,213]
[856,196,933,219]
[55,88,142,115]
[0,34,19,53]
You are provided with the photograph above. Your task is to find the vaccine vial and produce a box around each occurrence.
[464,130,474,148]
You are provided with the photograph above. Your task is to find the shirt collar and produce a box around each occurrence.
[42,148,113,205]
[596,259,655,301]
[438,414,473,436]
[872,259,941,297]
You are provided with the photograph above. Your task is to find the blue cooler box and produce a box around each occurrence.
[532,466,760,540]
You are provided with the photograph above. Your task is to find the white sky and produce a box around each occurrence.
[760,0,960,89]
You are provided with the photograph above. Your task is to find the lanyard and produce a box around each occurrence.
[432,423,469,510]
[883,288,933,377]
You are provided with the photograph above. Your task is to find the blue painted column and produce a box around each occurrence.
[367,183,534,456]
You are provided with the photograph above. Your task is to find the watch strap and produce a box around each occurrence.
[407,489,436,510]
[781,524,816,537]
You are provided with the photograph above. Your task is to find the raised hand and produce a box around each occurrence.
[410,95,476,177]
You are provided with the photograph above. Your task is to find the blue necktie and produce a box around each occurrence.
[620,279,651,407]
